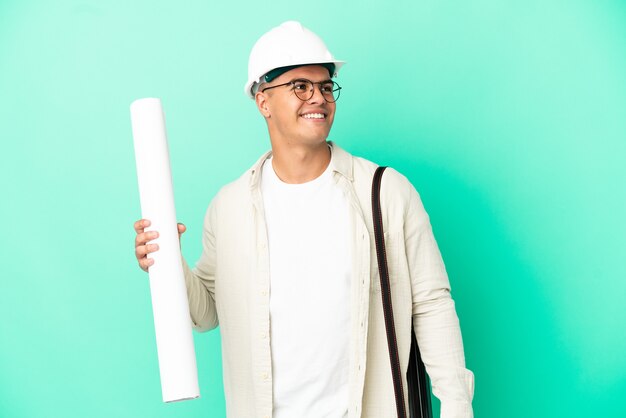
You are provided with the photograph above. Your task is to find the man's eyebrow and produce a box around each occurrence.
[291,78,334,84]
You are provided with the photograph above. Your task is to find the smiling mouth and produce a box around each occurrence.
[301,112,326,120]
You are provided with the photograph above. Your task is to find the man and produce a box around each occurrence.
[134,21,474,418]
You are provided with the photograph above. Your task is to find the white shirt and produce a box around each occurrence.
[261,156,351,418]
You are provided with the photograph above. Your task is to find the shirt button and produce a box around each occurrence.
[262,372,269,380]
[261,290,268,296]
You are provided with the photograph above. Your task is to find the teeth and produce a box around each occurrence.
[302,113,325,119]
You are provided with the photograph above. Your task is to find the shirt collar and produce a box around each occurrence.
[249,141,354,189]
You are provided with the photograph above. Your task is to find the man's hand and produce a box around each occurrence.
[134,219,186,272]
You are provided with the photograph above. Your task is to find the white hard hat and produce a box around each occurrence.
[244,21,345,99]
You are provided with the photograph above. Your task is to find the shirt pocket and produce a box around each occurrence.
[370,231,400,293]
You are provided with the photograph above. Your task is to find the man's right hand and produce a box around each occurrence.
[134,219,186,272]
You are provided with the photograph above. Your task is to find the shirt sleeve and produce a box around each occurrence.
[404,184,475,418]
[182,199,219,332]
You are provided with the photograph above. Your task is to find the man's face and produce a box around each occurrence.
[256,65,337,148]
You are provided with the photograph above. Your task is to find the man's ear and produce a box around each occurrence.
[255,91,271,118]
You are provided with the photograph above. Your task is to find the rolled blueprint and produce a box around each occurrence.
[130,98,200,402]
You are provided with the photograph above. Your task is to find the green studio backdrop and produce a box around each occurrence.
[1,0,625,417]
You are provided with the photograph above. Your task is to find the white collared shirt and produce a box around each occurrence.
[182,142,474,418]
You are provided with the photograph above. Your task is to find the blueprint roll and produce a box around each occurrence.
[130,98,200,403]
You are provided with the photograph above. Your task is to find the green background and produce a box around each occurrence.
[1,0,625,417]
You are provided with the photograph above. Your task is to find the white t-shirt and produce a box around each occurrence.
[261,155,351,418]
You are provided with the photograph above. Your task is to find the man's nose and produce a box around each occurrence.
[307,84,327,104]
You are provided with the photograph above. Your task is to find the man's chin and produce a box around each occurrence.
[302,135,330,146]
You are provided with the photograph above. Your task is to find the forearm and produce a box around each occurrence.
[413,290,474,417]
[181,256,218,332]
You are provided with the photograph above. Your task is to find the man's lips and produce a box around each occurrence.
[300,112,327,120]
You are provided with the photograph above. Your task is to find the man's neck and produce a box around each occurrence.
[269,141,331,184]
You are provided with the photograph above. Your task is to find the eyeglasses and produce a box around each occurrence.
[261,78,342,103]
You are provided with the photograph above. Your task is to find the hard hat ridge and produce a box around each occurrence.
[245,21,345,99]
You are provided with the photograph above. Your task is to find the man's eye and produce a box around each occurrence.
[321,84,334,93]
[293,82,309,91]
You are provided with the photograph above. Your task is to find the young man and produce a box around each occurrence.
[134,21,474,418]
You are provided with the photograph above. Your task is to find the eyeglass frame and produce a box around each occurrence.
[260,78,342,103]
